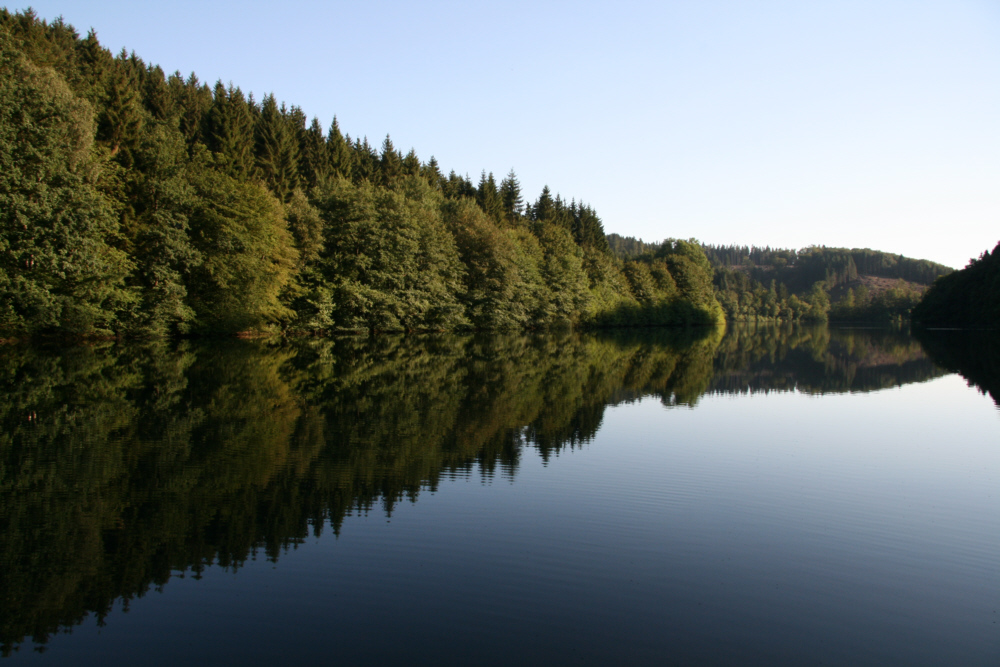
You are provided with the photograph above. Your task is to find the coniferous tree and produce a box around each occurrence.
[99,49,144,162]
[476,171,503,222]
[401,149,421,177]
[126,124,201,336]
[254,94,300,202]
[499,169,523,224]
[73,28,113,104]
[378,134,403,187]
[0,9,729,337]
[206,82,256,178]
[169,72,212,148]
[533,185,554,222]
[352,136,378,182]
[422,156,443,190]
[299,117,329,190]
[326,116,351,179]
[141,64,172,120]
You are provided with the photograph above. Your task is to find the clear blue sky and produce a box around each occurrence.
[15,0,1000,269]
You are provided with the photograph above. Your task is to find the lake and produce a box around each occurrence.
[1,325,998,665]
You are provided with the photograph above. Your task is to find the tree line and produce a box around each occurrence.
[610,236,951,324]
[703,244,951,323]
[0,10,722,339]
[912,241,1000,329]
[608,234,952,324]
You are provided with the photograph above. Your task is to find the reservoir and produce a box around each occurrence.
[1,325,997,665]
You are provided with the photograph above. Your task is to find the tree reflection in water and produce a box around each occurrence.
[0,324,950,654]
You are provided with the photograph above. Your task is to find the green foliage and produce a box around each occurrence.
[533,221,592,324]
[700,242,948,324]
[0,34,133,336]
[312,177,467,331]
[588,240,723,327]
[829,280,922,324]
[0,10,728,337]
[206,82,256,179]
[185,166,297,333]
[606,232,660,258]
[125,123,201,336]
[254,94,300,203]
[443,198,530,329]
[804,281,831,321]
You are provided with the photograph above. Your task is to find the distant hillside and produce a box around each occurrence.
[701,245,952,288]
[607,235,953,323]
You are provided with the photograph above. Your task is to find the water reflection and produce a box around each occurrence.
[0,325,955,653]
[914,328,1000,407]
[713,324,944,395]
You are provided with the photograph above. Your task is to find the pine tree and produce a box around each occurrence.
[141,64,172,120]
[299,116,329,189]
[533,185,554,222]
[99,49,145,162]
[352,136,378,182]
[326,116,351,178]
[254,94,300,202]
[401,148,421,177]
[476,171,502,222]
[422,156,443,190]
[379,134,403,186]
[499,169,523,224]
[169,71,212,147]
[206,82,255,178]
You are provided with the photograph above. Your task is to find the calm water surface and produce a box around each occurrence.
[1,326,998,665]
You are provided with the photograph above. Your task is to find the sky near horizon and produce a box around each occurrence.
[12,0,1000,269]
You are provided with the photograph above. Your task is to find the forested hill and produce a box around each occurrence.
[913,242,1000,328]
[610,233,952,323]
[0,10,723,339]
[702,244,951,323]
[701,245,952,286]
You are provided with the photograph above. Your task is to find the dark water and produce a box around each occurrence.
[1,325,998,665]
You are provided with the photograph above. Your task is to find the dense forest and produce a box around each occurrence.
[0,10,725,339]
[609,234,952,324]
[912,242,1000,329]
[0,324,948,654]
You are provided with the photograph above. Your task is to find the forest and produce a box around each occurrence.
[912,241,1000,329]
[0,10,723,339]
[610,234,953,324]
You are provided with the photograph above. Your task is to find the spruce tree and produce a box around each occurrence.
[499,169,523,224]
[299,116,329,189]
[254,94,300,202]
[378,134,403,186]
[422,156,443,190]
[326,116,351,179]
[206,82,256,178]
[476,171,502,222]
[534,185,554,222]
[99,49,144,162]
